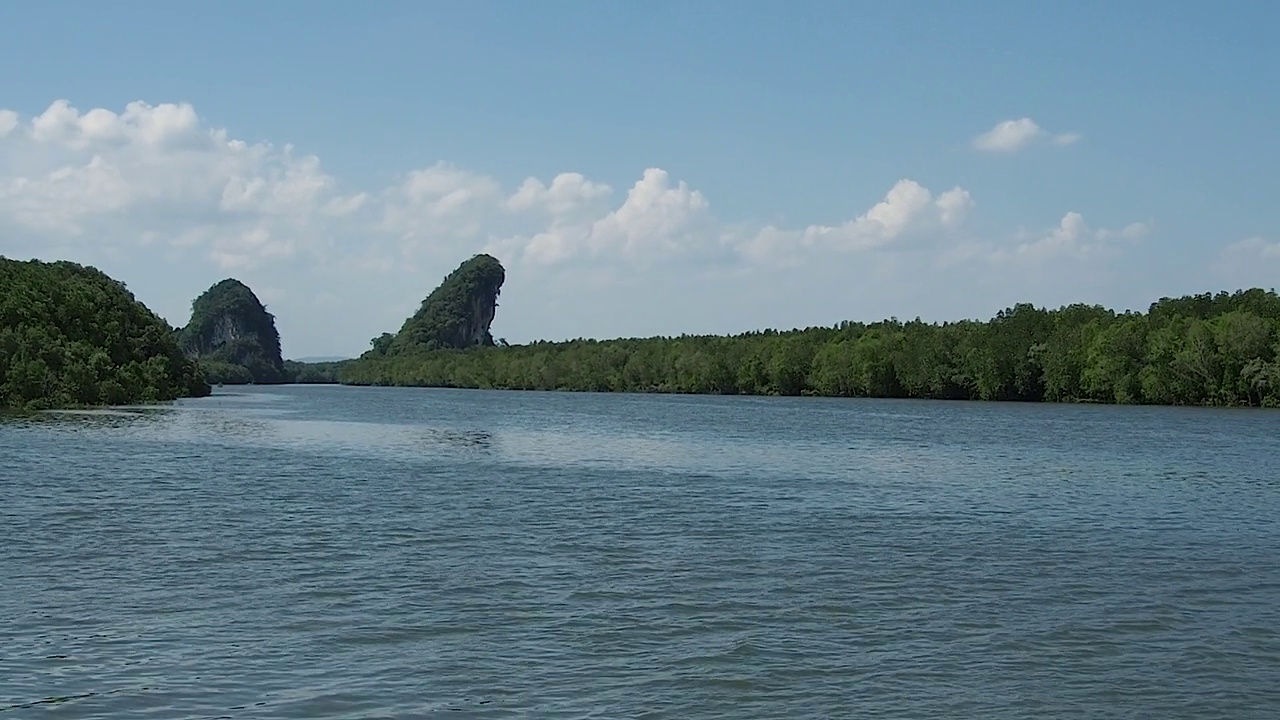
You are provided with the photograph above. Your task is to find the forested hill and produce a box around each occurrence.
[0,257,210,410]
[339,288,1280,408]
[370,253,506,356]
[177,278,286,384]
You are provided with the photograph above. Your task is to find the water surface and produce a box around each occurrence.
[3,386,1280,718]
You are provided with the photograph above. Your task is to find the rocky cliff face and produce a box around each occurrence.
[463,290,498,347]
[377,254,505,354]
[194,314,249,354]
[178,279,285,383]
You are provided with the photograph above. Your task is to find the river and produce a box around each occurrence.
[3,385,1279,718]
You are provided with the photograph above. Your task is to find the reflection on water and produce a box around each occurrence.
[421,427,493,450]
[47,395,506,464]
[0,407,169,433]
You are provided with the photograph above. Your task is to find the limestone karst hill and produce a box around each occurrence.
[177,278,286,384]
[368,253,506,356]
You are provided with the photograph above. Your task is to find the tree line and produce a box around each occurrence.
[336,288,1280,407]
[7,250,1277,410]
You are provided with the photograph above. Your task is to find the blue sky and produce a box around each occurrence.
[2,1,1278,358]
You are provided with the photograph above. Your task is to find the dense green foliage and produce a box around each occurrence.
[375,253,506,355]
[0,257,210,410]
[196,359,255,385]
[178,279,286,384]
[340,288,1280,407]
[283,359,348,384]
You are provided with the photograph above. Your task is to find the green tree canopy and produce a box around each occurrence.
[340,287,1280,408]
[1,257,210,410]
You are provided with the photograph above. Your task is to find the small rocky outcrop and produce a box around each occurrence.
[178,279,285,384]
[374,254,506,355]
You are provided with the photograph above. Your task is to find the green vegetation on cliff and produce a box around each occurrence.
[371,253,506,356]
[340,288,1280,408]
[178,279,285,384]
[0,257,210,410]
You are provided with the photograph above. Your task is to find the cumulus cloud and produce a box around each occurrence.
[973,118,1044,152]
[935,187,975,227]
[378,162,505,261]
[739,180,973,263]
[586,168,713,261]
[804,180,972,249]
[0,99,990,277]
[491,168,716,267]
[930,212,1148,281]
[0,99,360,268]
[996,212,1149,263]
[2,99,993,277]
[504,172,611,218]
[972,117,1081,152]
[1,98,1154,357]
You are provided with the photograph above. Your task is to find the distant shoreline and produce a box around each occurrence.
[205,373,1279,410]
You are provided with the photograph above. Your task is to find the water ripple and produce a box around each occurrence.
[3,387,1280,717]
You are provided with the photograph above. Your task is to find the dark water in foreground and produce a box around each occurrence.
[3,386,1280,718]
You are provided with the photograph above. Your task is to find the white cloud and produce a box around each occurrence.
[740,180,974,262]
[380,162,504,252]
[27,99,206,151]
[804,179,973,249]
[0,99,357,267]
[973,118,1044,152]
[1014,211,1090,260]
[972,117,1081,152]
[1224,236,1280,260]
[322,193,368,217]
[936,187,975,227]
[0,110,18,137]
[485,168,718,268]
[504,172,611,218]
[1097,221,1151,241]
[588,168,713,261]
[995,212,1148,263]
[933,212,1147,279]
[0,98,1152,358]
